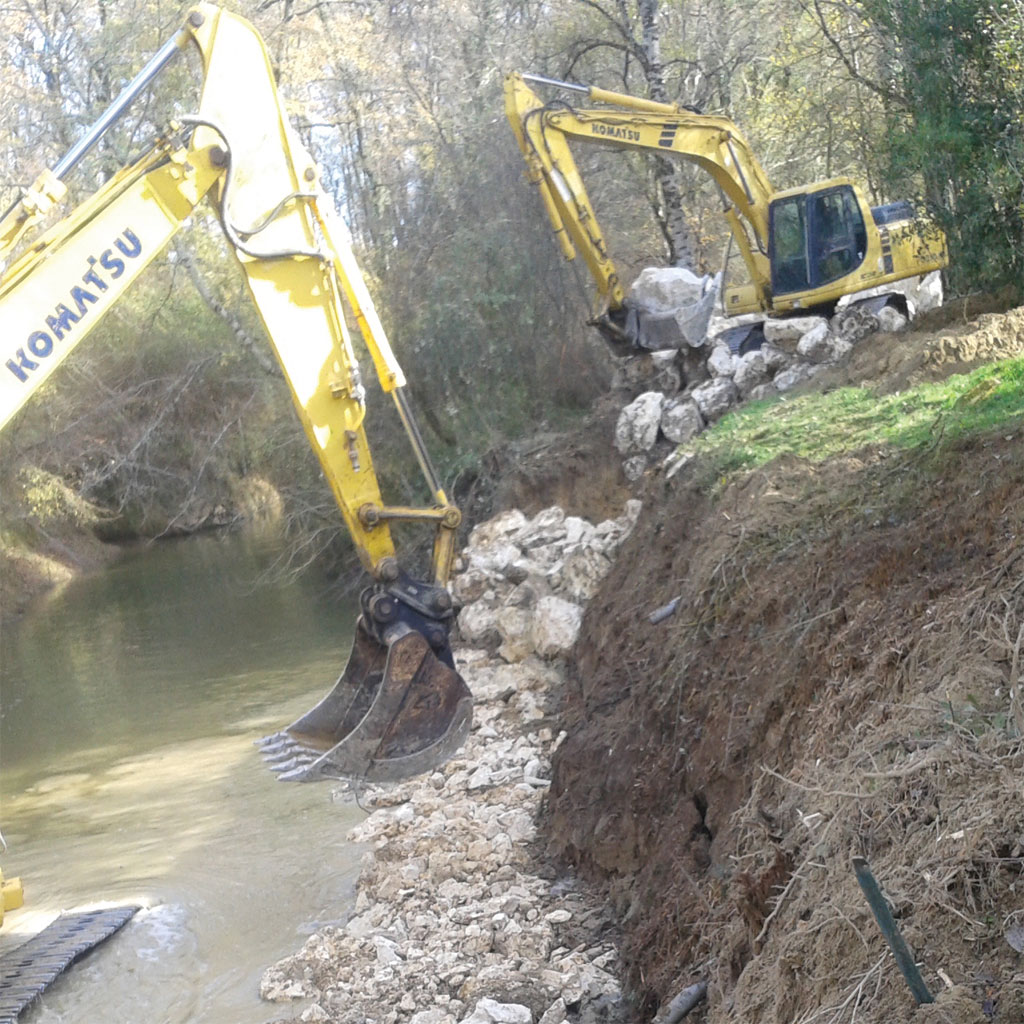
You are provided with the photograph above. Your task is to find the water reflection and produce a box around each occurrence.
[0,531,365,1023]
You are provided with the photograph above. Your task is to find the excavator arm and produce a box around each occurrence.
[0,4,471,784]
[505,72,947,344]
[504,72,774,323]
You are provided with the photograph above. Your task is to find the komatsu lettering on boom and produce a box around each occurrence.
[6,230,143,383]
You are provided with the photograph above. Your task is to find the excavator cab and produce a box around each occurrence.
[766,178,945,316]
[769,185,869,297]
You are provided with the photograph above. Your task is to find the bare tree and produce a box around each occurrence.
[562,0,700,268]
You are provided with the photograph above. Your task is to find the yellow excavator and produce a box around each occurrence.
[0,4,473,790]
[505,72,949,352]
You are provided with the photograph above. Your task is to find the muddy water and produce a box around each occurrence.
[0,532,366,1022]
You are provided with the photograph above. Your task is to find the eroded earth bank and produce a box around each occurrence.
[262,301,1024,1024]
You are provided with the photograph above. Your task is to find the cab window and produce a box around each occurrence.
[809,187,867,286]
[769,185,868,296]
[769,196,809,295]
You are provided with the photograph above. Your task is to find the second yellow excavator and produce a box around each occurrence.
[505,72,948,352]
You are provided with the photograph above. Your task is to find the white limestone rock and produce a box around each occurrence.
[465,541,524,578]
[828,335,854,362]
[496,606,534,663]
[622,455,648,482]
[691,376,739,423]
[913,270,944,313]
[614,391,665,454]
[514,507,567,550]
[557,545,613,603]
[264,504,635,1024]
[747,381,779,402]
[707,342,738,378]
[660,397,704,444]
[452,568,492,605]
[467,767,493,790]
[458,602,502,646]
[773,362,819,392]
[538,1000,569,1024]
[759,341,792,375]
[460,998,533,1024]
[629,266,708,312]
[531,596,584,657]
[733,351,770,398]
[796,320,833,363]
[562,516,595,546]
[763,315,829,353]
[412,1012,455,1024]
[468,509,528,549]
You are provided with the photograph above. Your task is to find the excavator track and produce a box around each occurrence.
[0,907,138,1022]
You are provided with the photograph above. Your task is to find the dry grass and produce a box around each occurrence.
[701,578,1024,1023]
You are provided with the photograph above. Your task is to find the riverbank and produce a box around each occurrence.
[0,468,114,622]
[0,466,286,625]
[260,299,1024,1024]
[259,503,642,1024]
[542,306,1024,1022]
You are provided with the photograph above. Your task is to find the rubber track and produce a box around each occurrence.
[0,906,139,1022]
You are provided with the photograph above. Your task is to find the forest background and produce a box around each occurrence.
[1,0,1022,583]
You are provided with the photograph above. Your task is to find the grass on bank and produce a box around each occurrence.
[682,355,1024,483]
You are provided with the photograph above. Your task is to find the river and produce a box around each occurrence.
[0,531,366,1022]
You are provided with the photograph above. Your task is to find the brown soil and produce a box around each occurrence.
[458,396,632,528]
[539,304,1024,1022]
[815,300,1024,395]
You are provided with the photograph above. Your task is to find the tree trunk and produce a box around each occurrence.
[637,0,699,269]
[177,248,278,376]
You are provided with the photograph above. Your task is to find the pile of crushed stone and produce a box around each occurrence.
[259,504,642,1024]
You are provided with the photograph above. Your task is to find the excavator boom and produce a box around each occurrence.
[0,4,471,785]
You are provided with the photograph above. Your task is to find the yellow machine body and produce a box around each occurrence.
[505,72,947,334]
[0,6,473,911]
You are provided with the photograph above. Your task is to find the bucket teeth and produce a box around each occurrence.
[256,732,318,774]
[258,741,291,757]
[269,754,316,774]
[264,746,302,764]
[253,732,287,749]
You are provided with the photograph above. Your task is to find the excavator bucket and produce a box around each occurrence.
[624,271,722,351]
[257,622,473,784]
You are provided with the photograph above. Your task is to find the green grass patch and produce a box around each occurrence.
[683,356,1024,482]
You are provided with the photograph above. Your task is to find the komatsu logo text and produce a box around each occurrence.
[5,228,143,383]
[590,124,641,142]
